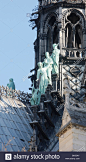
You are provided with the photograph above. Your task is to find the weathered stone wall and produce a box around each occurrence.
[59,126,86,151]
[59,128,73,151]
[72,127,86,151]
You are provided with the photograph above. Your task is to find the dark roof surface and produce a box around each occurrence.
[0,96,33,151]
[57,105,86,136]
[67,106,86,127]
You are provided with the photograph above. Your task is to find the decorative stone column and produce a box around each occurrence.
[64,88,70,108]
[58,7,62,55]
[63,77,71,108]
[62,28,66,56]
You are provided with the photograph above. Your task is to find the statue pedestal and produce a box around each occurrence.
[52,74,58,91]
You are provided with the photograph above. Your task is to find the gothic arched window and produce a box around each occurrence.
[48,16,56,26]
[53,26,58,44]
[47,28,52,52]
[65,24,72,48]
[75,24,82,49]
[63,11,83,49]
[46,15,57,53]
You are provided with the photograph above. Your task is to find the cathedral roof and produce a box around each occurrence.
[0,87,33,151]
[67,106,86,127]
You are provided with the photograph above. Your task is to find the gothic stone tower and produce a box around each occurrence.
[29,0,86,151]
[31,0,86,97]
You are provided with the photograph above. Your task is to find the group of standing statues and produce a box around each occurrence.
[30,43,60,106]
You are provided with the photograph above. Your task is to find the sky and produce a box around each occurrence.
[0,0,38,93]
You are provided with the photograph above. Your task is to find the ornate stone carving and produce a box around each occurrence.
[62,9,85,29]
[51,43,60,74]
[43,12,58,33]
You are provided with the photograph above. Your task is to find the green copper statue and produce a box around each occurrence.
[44,52,53,85]
[7,78,15,90]
[36,62,48,94]
[51,43,60,74]
[30,44,60,106]
[7,78,15,96]
[30,81,41,106]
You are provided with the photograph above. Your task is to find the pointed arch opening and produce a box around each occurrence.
[75,24,82,49]
[46,16,56,52]
[53,26,58,44]
[67,13,80,24]
[65,24,72,48]
[47,28,52,52]
[48,16,56,26]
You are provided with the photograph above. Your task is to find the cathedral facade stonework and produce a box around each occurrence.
[29,0,86,151]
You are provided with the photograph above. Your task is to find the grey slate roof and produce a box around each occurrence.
[57,105,86,136]
[67,106,86,127]
[0,95,33,151]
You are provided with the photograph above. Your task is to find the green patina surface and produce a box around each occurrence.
[7,78,15,90]
[30,44,60,106]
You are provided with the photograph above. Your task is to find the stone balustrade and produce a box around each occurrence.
[63,48,84,58]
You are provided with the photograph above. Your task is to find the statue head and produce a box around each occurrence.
[53,43,57,49]
[9,78,13,82]
[53,43,59,49]
[45,52,49,58]
[37,62,43,68]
